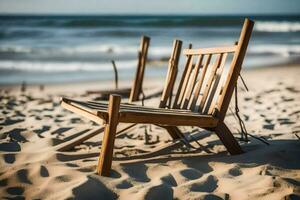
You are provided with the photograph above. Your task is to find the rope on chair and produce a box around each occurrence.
[234,74,270,145]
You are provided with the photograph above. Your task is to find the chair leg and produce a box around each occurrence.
[97,95,121,176]
[213,122,244,155]
[163,126,184,140]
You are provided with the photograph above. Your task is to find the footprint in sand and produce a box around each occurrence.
[17,169,32,184]
[0,178,8,187]
[263,124,275,130]
[160,174,177,187]
[4,153,15,164]
[71,117,82,124]
[190,175,218,193]
[0,118,24,126]
[51,127,72,136]
[202,194,228,200]
[144,184,173,200]
[55,175,72,182]
[286,86,300,93]
[180,168,202,180]
[122,164,150,182]
[66,163,79,168]
[4,128,28,143]
[33,125,51,138]
[78,167,94,173]
[228,166,243,177]
[277,118,295,125]
[72,176,117,199]
[116,180,133,189]
[0,142,20,152]
[40,165,49,177]
[6,186,24,196]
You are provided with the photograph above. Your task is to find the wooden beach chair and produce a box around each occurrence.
[87,35,150,102]
[61,18,254,176]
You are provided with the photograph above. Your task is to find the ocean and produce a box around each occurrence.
[0,15,299,85]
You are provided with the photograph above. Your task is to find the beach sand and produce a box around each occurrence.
[0,64,300,200]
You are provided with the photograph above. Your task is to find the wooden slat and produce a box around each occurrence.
[204,53,228,114]
[119,110,218,127]
[129,35,150,102]
[172,44,193,108]
[61,98,106,124]
[183,45,237,55]
[173,55,194,108]
[216,18,254,120]
[63,97,200,115]
[159,40,182,108]
[181,55,203,109]
[198,54,223,112]
[189,54,212,111]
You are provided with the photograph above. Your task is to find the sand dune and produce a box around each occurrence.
[0,65,300,199]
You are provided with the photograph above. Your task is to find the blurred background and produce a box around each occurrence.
[0,0,299,85]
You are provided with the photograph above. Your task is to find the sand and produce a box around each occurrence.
[0,65,300,200]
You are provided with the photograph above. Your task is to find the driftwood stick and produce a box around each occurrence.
[111,60,118,90]
[56,127,104,151]
[56,123,137,152]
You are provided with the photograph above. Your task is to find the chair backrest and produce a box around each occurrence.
[129,35,150,102]
[170,18,254,120]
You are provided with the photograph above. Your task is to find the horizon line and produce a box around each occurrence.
[0,13,299,17]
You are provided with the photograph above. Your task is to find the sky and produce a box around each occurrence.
[0,0,299,15]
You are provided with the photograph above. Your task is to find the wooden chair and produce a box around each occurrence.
[61,18,254,176]
[87,35,150,102]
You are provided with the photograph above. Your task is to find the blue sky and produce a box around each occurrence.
[0,0,299,15]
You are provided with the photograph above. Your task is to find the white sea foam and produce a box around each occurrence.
[0,46,33,53]
[0,60,137,72]
[249,44,300,57]
[255,21,300,32]
[0,44,172,57]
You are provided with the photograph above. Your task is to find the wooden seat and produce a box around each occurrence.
[61,97,219,127]
[61,18,254,176]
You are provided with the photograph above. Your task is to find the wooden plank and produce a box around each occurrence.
[173,44,193,109]
[181,54,203,109]
[159,40,182,108]
[190,54,212,111]
[183,45,237,55]
[198,54,223,112]
[129,36,150,102]
[205,53,228,114]
[119,110,218,127]
[61,98,106,124]
[216,18,254,120]
[97,95,121,176]
[69,98,195,114]
[212,122,243,155]
[173,55,194,108]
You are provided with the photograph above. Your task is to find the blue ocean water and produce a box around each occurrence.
[0,15,299,84]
